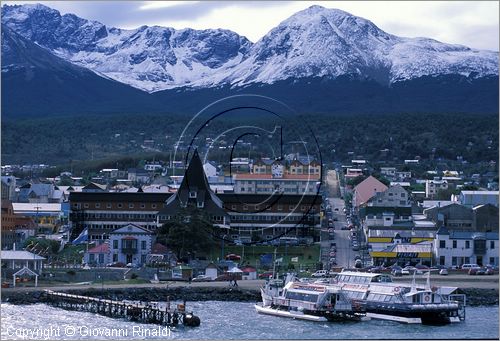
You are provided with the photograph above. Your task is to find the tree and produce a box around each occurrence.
[156,207,218,259]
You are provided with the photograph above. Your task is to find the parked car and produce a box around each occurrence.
[225,254,241,261]
[107,262,126,268]
[391,268,403,277]
[439,269,449,276]
[192,275,212,282]
[258,272,274,279]
[312,270,328,278]
[215,274,233,281]
[461,264,481,270]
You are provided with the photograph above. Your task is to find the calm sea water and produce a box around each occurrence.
[1,302,498,340]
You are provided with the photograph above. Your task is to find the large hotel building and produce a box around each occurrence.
[69,151,322,244]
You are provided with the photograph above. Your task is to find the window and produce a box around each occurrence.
[400,201,406,205]
[129,203,134,208]
[401,193,405,197]
[197,201,204,208]
[95,203,100,208]
[113,240,118,249]
[141,240,146,250]
[152,204,157,209]
[107,203,112,208]
[255,205,260,210]
[452,240,457,248]
[84,203,89,208]
[490,257,495,265]
[98,254,104,263]
[231,205,237,210]
[189,191,197,198]
[452,257,457,266]
[141,254,147,264]
[89,254,95,262]
[243,205,248,211]
[439,256,445,265]
[439,240,446,248]
[141,204,145,209]
[465,241,470,249]
[117,203,123,208]
[113,254,117,262]
[490,241,495,249]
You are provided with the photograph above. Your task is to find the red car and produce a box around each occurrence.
[225,254,241,261]
[258,272,274,279]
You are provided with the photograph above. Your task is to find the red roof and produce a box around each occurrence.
[87,243,109,254]
[354,176,388,207]
[151,243,169,254]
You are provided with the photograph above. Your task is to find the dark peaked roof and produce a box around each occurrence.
[162,150,225,215]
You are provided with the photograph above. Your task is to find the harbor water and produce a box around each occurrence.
[1,302,498,339]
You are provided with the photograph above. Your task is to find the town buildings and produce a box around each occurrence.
[434,226,498,267]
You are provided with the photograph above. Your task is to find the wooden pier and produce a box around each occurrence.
[44,290,200,327]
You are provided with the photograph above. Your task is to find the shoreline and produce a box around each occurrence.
[1,281,498,307]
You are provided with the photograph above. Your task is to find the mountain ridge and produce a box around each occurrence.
[2,3,497,92]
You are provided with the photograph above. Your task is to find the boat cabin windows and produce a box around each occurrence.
[346,291,364,299]
[337,274,371,284]
[285,291,319,303]
[367,293,393,302]
[371,275,392,283]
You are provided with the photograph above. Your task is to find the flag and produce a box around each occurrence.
[291,257,299,263]
[73,228,89,244]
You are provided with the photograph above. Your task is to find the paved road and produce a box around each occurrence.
[3,275,497,292]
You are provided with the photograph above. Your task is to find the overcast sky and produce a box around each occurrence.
[4,1,499,50]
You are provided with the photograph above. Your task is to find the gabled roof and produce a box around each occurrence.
[82,182,106,191]
[0,250,45,260]
[111,223,152,235]
[354,176,388,207]
[163,150,225,215]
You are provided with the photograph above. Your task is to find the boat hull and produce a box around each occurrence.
[254,304,328,322]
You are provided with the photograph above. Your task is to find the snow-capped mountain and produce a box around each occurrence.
[2,4,497,92]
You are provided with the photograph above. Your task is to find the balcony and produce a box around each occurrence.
[121,248,137,254]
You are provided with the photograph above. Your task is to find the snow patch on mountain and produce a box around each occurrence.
[1,3,498,92]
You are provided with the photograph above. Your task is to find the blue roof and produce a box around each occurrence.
[449,231,498,240]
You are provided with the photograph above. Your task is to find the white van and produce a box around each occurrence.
[461,264,480,270]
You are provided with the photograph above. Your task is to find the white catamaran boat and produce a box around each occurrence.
[256,274,366,322]
[257,271,466,325]
[331,271,466,325]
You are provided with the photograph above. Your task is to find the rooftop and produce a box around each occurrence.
[0,250,45,260]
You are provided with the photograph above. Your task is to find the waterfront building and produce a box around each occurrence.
[370,242,432,266]
[434,226,499,267]
[69,150,321,243]
[84,243,110,266]
[108,224,154,266]
[0,250,45,275]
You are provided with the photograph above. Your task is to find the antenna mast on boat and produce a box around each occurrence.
[272,247,277,279]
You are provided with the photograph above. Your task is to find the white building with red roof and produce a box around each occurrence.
[108,224,153,266]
